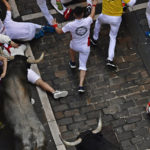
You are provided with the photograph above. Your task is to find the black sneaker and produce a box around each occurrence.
[90,37,97,46]
[86,4,92,16]
[106,60,117,69]
[69,61,76,69]
[78,86,85,93]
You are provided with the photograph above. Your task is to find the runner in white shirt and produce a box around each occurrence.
[53,0,98,93]
[1,0,55,41]
[91,0,136,69]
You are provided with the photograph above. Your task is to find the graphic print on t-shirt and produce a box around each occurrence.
[75,26,88,36]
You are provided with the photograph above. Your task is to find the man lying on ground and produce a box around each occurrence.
[0,34,68,99]
[1,0,55,41]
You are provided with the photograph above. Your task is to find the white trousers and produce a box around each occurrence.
[70,41,90,71]
[146,0,150,29]
[27,69,40,84]
[36,0,54,25]
[93,14,122,61]
[4,11,42,41]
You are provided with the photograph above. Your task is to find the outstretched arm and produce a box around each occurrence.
[90,0,98,19]
[52,19,64,34]
[0,56,7,79]
[2,0,11,11]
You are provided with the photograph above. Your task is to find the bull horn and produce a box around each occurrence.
[0,50,14,60]
[5,56,14,60]
[92,114,102,134]
[27,52,44,64]
[59,134,82,146]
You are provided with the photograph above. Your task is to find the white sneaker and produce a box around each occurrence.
[53,90,68,99]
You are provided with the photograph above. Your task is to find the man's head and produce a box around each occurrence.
[73,7,84,19]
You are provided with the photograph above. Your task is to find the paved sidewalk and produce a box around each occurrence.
[7,0,150,150]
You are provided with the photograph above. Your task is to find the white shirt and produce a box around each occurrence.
[4,11,41,41]
[62,16,93,45]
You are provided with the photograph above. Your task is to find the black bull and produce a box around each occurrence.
[0,55,45,150]
[75,131,120,150]
[61,117,120,150]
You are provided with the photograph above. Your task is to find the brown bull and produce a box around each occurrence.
[0,53,45,150]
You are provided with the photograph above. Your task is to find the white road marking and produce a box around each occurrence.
[9,0,20,18]
[26,45,66,150]
[10,3,66,150]
[128,2,147,12]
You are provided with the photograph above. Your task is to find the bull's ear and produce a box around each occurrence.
[92,113,102,134]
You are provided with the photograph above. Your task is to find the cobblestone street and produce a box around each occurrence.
[2,0,150,150]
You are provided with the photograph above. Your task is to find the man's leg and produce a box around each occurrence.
[27,69,68,99]
[36,0,54,25]
[91,14,102,45]
[69,48,76,68]
[69,48,76,62]
[79,70,86,87]
[35,79,68,99]
[35,79,55,93]
[106,17,122,68]
[78,47,90,92]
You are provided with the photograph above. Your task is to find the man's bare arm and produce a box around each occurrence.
[90,0,98,19]
[2,0,11,11]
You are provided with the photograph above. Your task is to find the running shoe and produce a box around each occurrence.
[78,86,85,93]
[69,61,76,69]
[53,90,68,99]
[90,37,97,46]
[106,60,117,70]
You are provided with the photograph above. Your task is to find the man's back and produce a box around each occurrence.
[102,0,129,16]
[62,16,93,44]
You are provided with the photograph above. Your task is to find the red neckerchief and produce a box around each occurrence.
[0,43,11,54]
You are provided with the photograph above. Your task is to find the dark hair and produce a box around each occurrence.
[0,1,7,21]
[73,6,84,17]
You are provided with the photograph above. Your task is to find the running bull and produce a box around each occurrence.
[0,53,45,150]
[60,116,120,150]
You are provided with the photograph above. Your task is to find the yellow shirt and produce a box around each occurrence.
[102,0,130,16]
